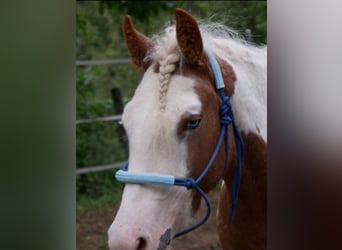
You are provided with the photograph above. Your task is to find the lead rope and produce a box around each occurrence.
[207,48,245,222]
[218,91,245,221]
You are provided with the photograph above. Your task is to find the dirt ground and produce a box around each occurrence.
[77,188,222,250]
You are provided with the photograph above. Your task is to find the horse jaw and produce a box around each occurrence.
[108,70,202,249]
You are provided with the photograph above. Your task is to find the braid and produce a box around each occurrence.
[158,53,180,112]
[152,27,181,112]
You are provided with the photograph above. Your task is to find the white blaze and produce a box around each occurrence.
[108,68,202,249]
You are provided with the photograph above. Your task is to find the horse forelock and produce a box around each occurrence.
[147,27,182,112]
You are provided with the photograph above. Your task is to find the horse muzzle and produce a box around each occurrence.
[108,223,153,250]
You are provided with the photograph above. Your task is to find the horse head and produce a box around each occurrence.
[108,8,256,250]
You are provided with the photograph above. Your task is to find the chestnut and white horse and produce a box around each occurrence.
[108,8,266,250]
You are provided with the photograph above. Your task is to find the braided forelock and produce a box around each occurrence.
[158,53,180,111]
[151,27,181,112]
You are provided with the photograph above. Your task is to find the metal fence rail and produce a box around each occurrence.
[77,58,130,174]
[76,161,126,175]
[76,114,122,125]
[76,58,130,66]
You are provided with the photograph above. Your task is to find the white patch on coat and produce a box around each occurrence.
[122,68,202,176]
[108,68,202,249]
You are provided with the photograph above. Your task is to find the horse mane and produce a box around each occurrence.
[145,21,267,141]
[147,21,266,67]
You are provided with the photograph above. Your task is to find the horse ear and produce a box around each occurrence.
[122,15,153,70]
[174,8,207,66]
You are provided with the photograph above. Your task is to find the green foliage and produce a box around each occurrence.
[182,1,267,44]
[76,64,128,202]
[98,1,174,23]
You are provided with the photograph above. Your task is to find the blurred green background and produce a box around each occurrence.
[76,0,266,211]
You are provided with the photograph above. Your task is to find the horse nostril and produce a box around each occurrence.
[137,237,147,250]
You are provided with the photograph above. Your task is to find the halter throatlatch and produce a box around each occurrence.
[115,49,245,239]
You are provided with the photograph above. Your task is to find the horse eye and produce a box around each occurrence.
[185,119,201,130]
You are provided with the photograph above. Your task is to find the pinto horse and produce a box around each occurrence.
[108,8,266,250]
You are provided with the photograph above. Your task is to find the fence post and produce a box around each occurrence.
[111,88,124,114]
[111,88,128,154]
[244,28,253,43]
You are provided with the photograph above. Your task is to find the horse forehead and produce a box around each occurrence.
[166,74,202,111]
[124,72,202,124]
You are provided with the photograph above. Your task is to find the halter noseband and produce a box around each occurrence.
[114,49,245,239]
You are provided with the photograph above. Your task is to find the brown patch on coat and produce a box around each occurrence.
[171,37,266,248]
[216,57,236,96]
[122,15,153,70]
[172,55,237,213]
[217,132,267,250]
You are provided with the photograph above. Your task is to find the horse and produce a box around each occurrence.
[108,8,267,250]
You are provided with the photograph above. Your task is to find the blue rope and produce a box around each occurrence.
[195,126,226,184]
[208,50,245,223]
[217,87,245,221]
[228,114,245,221]
[172,184,211,238]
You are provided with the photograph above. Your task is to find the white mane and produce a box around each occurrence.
[147,23,267,142]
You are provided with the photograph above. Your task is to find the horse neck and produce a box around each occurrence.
[215,39,267,143]
[211,39,267,182]
[215,45,267,242]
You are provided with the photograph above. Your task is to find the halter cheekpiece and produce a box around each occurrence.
[114,48,245,239]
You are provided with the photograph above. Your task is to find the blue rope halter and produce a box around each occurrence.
[114,49,245,239]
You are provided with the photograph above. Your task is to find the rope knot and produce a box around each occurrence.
[184,178,196,190]
[220,96,232,125]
